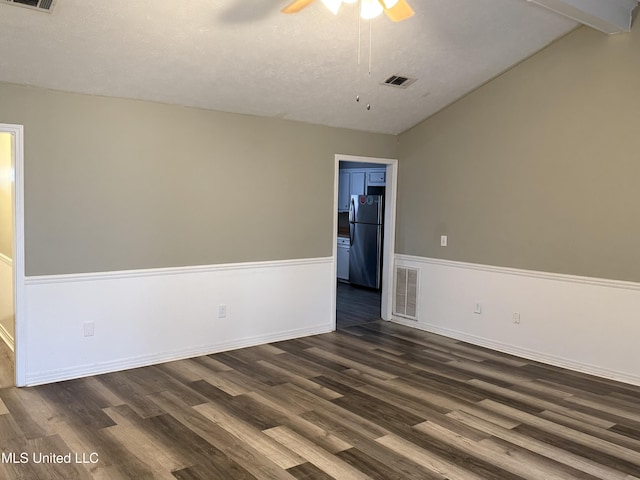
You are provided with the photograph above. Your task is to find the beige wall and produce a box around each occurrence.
[0,83,397,276]
[0,133,12,259]
[396,26,640,282]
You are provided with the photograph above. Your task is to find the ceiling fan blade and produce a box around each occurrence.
[282,0,316,14]
[380,0,415,22]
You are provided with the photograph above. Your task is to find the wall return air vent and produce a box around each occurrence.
[1,0,56,13]
[393,266,419,320]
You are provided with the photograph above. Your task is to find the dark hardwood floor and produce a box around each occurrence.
[0,338,14,389]
[1,321,640,479]
[336,281,381,329]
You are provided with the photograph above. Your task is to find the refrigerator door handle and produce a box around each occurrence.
[349,197,355,246]
[349,197,355,223]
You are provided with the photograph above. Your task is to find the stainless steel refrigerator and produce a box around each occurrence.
[349,194,383,289]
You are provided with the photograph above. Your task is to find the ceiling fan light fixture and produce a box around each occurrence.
[380,0,415,21]
[381,0,399,8]
[360,0,383,19]
[281,0,414,21]
[320,0,342,15]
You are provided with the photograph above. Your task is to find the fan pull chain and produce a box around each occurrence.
[367,19,372,110]
[357,6,362,67]
[369,20,372,76]
[355,0,372,111]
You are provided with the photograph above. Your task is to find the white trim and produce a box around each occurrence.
[0,124,24,386]
[24,323,330,386]
[527,0,636,34]
[334,154,398,321]
[22,256,335,385]
[0,322,14,352]
[391,317,640,387]
[395,254,640,292]
[25,256,332,285]
[0,253,12,267]
[381,159,399,320]
[331,159,340,331]
[393,254,640,387]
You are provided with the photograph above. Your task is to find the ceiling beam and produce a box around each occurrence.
[527,0,638,34]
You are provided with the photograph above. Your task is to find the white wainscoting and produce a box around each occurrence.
[23,257,334,386]
[0,253,14,350]
[394,254,640,387]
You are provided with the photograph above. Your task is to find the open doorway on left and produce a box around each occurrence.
[0,132,15,387]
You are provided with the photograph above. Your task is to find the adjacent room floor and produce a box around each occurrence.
[335,281,381,329]
[1,321,639,479]
[0,339,13,388]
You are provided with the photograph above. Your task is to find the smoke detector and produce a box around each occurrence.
[1,0,57,13]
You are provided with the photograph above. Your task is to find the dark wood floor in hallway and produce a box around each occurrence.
[336,281,381,329]
[1,321,640,479]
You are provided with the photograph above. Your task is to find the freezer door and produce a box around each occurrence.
[350,195,383,225]
[349,223,382,289]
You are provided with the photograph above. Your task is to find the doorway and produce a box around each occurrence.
[0,124,24,387]
[0,132,15,386]
[332,154,398,330]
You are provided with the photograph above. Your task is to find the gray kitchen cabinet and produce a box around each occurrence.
[350,171,366,197]
[337,237,350,281]
[367,169,386,187]
[338,169,366,212]
[338,171,351,212]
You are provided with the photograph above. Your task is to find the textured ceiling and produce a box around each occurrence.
[0,0,578,134]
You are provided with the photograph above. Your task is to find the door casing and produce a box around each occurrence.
[0,124,25,386]
[331,153,398,329]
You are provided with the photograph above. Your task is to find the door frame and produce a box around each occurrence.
[331,153,398,329]
[0,124,25,386]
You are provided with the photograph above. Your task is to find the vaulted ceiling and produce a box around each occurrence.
[0,0,635,134]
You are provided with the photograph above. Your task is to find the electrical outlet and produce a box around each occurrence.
[440,235,448,247]
[83,321,94,337]
[512,312,521,324]
[218,304,227,318]
[474,303,482,314]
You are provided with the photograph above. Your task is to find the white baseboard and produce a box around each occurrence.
[25,324,330,386]
[394,254,640,387]
[0,321,14,352]
[0,253,12,267]
[23,257,335,386]
[392,317,640,387]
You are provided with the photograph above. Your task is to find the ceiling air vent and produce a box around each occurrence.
[1,0,57,13]
[382,75,417,89]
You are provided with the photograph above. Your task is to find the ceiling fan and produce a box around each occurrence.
[282,0,415,22]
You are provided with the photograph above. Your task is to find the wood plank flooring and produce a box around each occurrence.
[0,338,14,388]
[336,282,381,329]
[1,321,640,479]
